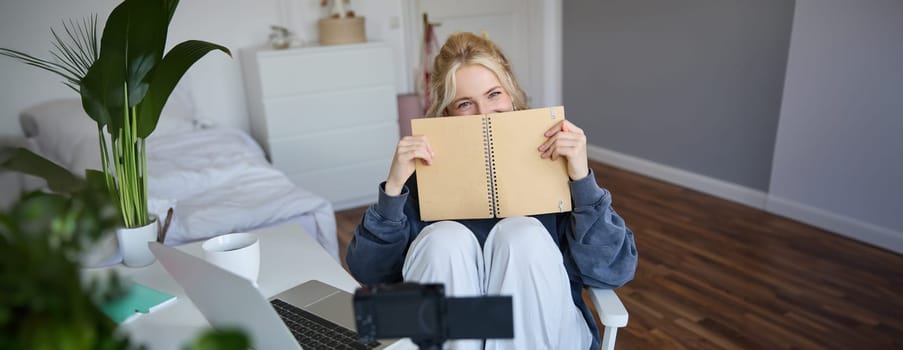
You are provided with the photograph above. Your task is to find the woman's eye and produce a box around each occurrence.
[457,101,472,109]
[489,91,501,98]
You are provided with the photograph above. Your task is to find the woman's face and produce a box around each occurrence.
[445,64,513,116]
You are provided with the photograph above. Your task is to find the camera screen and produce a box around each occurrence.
[354,283,513,344]
[370,292,443,339]
[354,283,447,341]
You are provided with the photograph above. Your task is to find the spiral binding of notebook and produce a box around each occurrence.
[482,115,497,217]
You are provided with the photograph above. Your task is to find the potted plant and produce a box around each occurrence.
[0,158,248,350]
[0,0,230,267]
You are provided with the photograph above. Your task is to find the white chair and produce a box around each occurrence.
[589,288,629,350]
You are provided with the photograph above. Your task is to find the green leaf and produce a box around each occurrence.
[0,48,82,92]
[79,57,115,130]
[0,16,98,93]
[83,0,170,136]
[0,147,84,193]
[85,169,124,225]
[137,40,231,137]
[184,329,249,350]
[84,169,113,192]
[162,0,181,28]
[105,0,168,106]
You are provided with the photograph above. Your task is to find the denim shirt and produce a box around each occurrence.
[346,169,638,349]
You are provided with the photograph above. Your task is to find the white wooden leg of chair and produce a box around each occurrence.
[601,326,618,350]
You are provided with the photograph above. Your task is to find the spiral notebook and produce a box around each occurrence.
[411,106,572,221]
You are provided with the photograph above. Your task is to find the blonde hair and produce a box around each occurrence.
[425,32,528,117]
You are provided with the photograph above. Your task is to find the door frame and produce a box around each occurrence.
[401,0,562,107]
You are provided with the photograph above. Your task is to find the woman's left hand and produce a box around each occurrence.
[539,120,590,181]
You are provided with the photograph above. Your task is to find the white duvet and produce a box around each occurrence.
[145,127,338,261]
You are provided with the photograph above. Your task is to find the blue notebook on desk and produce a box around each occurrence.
[100,283,177,324]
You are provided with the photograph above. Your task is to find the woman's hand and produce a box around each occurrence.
[539,120,590,181]
[385,135,434,196]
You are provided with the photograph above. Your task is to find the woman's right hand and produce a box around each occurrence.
[385,135,434,196]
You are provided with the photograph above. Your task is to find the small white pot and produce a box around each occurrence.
[116,217,159,267]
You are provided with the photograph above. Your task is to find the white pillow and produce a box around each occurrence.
[19,94,198,176]
[19,98,101,174]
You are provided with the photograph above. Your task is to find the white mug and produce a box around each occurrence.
[202,232,260,285]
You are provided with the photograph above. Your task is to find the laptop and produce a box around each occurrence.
[149,242,397,350]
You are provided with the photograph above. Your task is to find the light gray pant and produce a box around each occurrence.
[402,217,592,350]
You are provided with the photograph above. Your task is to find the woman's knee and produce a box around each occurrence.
[412,221,480,257]
[487,217,559,260]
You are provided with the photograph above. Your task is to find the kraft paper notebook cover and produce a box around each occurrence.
[411,106,572,221]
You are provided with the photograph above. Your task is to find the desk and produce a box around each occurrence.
[84,223,412,349]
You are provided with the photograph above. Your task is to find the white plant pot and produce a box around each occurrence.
[116,218,159,267]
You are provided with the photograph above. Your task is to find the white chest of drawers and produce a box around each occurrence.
[241,43,399,210]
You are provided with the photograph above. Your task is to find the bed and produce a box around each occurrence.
[17,97,340,261]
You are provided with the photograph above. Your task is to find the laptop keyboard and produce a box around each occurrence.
[271,299,380,350]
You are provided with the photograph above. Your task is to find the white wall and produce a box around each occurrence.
[0,0,409,136]
[0,0,116,134]
[768,0,903,253]
[572,0,903,254]
[565,0,793,192]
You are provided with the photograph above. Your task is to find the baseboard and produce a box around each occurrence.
[586,144,903,255]
[766,196,903,255]
[586,145,768,209]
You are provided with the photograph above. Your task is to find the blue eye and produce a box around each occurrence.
[489,91,501,98]
[457,101,472,109]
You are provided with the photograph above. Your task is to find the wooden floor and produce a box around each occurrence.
[334,161,903,349]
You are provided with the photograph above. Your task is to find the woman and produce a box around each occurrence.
[346,32,637,350]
